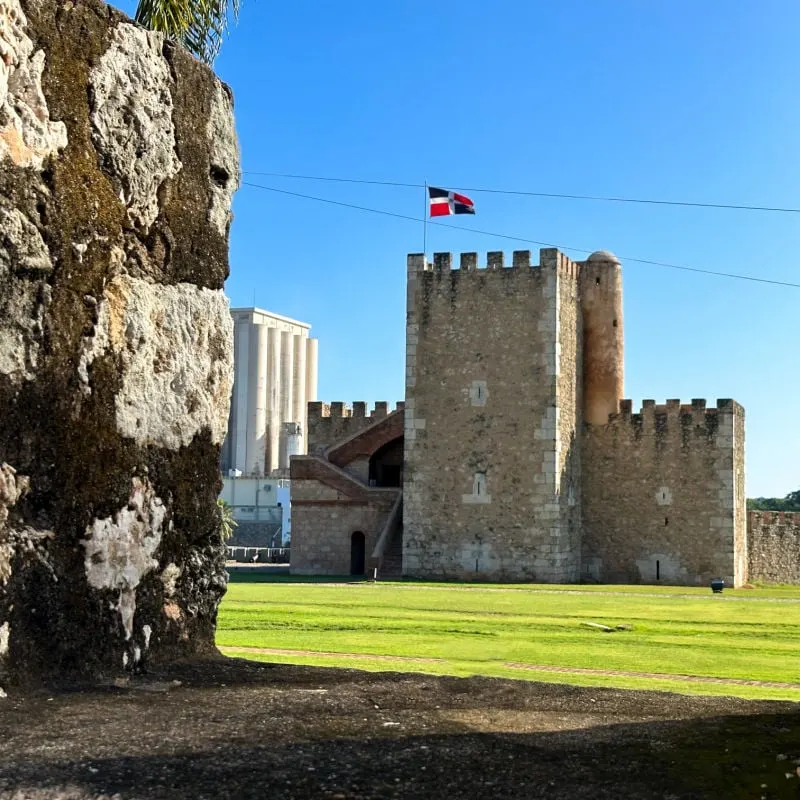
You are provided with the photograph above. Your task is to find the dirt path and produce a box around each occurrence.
[278,581,800,603]
[222,645,800,690]
[2,657,800,799]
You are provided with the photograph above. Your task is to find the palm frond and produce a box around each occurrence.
[217,498,238,541]
[135,0,241,65]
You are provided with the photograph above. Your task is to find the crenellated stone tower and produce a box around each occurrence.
[579,251,624,426]
[402,247,745,585]
[403,248,585,581]
[291,245,745,587]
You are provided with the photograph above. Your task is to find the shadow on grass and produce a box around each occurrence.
[226,571,370,584]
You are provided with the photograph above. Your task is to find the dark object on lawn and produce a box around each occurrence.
[711,579,725,593]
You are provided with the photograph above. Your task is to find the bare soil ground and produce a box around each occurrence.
[1,656,799,800]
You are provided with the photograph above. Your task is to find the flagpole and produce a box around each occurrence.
[423,180,428,258]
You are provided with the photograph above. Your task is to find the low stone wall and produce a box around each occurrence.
[228,522,283,549]
[0,0,239,684]
[748,511,800,584]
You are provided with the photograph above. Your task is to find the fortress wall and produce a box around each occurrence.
[306,401,404,454]
[555,251,583,579]
[582,399,745,586]
[748,511,800,584]
[403,249,582,581]
[289,473,397,576]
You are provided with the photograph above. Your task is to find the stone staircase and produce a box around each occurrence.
[378,525,403,579]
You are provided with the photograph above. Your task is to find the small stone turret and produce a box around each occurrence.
[580,251,624,426]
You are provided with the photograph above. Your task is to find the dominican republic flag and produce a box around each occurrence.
[428,186,475,217]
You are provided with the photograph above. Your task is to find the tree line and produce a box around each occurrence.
[747,490,800,512]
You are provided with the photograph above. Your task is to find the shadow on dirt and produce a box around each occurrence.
[0,658,798,799]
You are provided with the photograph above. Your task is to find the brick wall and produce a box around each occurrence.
[582,399,745,586]
[748,511,800,583]
[403,249,582,581]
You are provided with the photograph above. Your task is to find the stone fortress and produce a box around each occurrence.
[290,248,793,587]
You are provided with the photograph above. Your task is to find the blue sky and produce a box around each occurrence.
[118,1,800,497]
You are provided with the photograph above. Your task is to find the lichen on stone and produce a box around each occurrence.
[0,0,67,167]
[80,274,234,448]
[88,23,182,230]
[206,82,240,236]
[0,203,52,382]
[1,0,237,684]
[0,463,29,587]
[0,205,52,273]
[82,476,166,641]
[160,562,181,598]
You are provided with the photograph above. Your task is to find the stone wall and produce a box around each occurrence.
[403,249,582,581]
[307,401,403,454]
[0,0,239,684]
[553,250,583,580]
[582,399,745,586]
[748,511,800,584]
[289,463,397,575]
[227,521,283,549]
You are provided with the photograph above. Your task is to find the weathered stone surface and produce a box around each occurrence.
[83,476,166,646]
[0,205,51,272]
[748,511,800,584]
[0,203,52,381]
[80,275,234,449]
[403,250,582,582]
[207,81,240,237]
[0,0,67,167]
[0,0,239,686]
[89,23,181,231]
[582,400,745,587]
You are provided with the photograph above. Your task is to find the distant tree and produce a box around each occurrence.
[747,490,800,512]
[135,0,240,65]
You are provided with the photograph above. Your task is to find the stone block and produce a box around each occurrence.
[0,0,239,684]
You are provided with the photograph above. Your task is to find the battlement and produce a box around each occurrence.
[601,397,742,440]
[307,401,404,420]
[748,510,800,526]
[307,401,404,454]
[408,248,579,279]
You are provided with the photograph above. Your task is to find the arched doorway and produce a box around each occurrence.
[350,531,366,575]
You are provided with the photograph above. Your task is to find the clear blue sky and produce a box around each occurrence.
[117,1,800,497]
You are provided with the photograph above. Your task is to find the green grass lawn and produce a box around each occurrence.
[216,580,800,701]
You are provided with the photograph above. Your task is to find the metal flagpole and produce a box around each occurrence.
[423,180,428,257]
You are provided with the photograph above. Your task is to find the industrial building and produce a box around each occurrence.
[221,307,318,477]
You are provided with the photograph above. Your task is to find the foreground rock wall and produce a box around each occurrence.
[0,0,239,684]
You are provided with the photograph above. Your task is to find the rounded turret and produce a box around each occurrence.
[580,251,624,425]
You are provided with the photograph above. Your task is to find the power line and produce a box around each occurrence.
[243,171,800,215]
[241,181,800,289]
[245,171,420,190]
